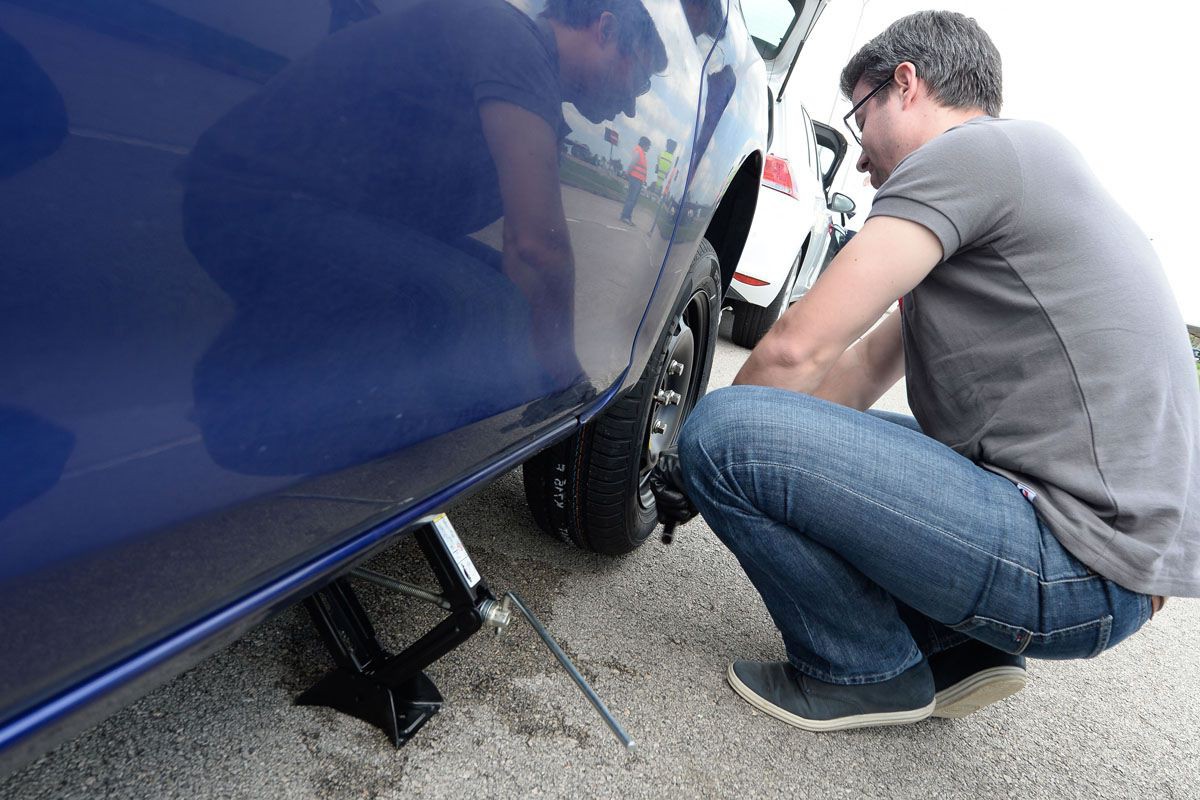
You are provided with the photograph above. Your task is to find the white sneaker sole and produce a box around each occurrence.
[932,666,1027,719]
[726,664,936,733]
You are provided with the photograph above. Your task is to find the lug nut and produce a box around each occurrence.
[652,419,667,434]
[668,360,685,376]
[654,389,682,405]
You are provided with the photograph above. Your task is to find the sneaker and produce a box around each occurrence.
[726,660,935,732]
[930,639,1027,719]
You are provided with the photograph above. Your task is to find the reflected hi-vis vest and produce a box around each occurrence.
[629,146,647,181]
[656,150,675,182]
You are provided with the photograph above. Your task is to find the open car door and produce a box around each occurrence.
[812,120,848,194]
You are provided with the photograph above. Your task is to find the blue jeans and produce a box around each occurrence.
[620,176,643,221]
[678,386,1152,685]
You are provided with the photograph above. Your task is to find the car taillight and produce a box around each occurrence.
[733,272,769,286]
[762,155,796,198]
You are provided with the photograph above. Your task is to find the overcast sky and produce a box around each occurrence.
[783,0,1197,325]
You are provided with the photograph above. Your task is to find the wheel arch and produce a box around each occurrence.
[703,151,764,295]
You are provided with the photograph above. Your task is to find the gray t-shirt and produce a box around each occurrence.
[868,116,1200,597]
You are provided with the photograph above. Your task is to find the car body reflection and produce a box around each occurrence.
[0,0,780,771]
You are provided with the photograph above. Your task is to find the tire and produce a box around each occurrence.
[521,239,721,554]
[729,250,800,349]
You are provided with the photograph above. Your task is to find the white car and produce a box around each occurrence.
[725,96,854,348]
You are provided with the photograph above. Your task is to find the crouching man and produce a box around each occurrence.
[654,11,1199,732]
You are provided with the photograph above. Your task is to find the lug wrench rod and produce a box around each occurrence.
[351,567,453,611]
[503,591,635,750]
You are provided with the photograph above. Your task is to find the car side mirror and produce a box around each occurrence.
[828,192,856,218]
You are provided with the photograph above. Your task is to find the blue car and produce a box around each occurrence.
[0,0,826,771]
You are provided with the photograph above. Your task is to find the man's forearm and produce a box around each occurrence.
[733,309,904,407]
[504,232,573,307]
[502,241,579,384]
[732,332,838,393]
[809,345,890,410]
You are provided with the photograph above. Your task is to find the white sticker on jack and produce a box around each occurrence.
[432,514,481,587]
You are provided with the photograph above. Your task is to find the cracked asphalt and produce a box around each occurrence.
[3,323,1198,799]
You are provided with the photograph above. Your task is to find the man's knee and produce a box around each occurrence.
[679,385,853,496]
[680,386,784,487]
[679,387,745,477]
[677,388,759,525]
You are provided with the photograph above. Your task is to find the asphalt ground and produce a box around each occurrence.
[3,319,1198,799]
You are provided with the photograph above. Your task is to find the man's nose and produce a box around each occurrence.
[856,150,870,173]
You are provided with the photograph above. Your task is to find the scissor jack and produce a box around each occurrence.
[298,514,634,749]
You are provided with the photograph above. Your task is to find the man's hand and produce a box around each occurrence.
[733,215,941,393]
[648,446,698,542]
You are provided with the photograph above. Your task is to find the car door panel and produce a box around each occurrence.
[0,0,733,758]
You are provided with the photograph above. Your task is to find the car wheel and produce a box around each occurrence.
[521,239,721,554]
[729,249,800,349]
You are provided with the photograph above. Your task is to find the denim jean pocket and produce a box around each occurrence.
[1035,615,1114,659]
[949,615,1035,655]
[949,614,1114,659]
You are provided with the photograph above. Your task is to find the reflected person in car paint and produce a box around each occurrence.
[0,26,67,180]
[180,0,666,476]
[0,27,74,518]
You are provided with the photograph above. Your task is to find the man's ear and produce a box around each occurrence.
[893,62,919,107]
[596,10,618,46]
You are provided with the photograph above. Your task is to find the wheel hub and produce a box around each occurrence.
[638,289,710,508]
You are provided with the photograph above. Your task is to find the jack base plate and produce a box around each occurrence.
[297,668,443,747]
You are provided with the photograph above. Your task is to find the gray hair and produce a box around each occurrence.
[839,11,1002,117]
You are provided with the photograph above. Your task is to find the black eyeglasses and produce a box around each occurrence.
[842,76,893,146]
